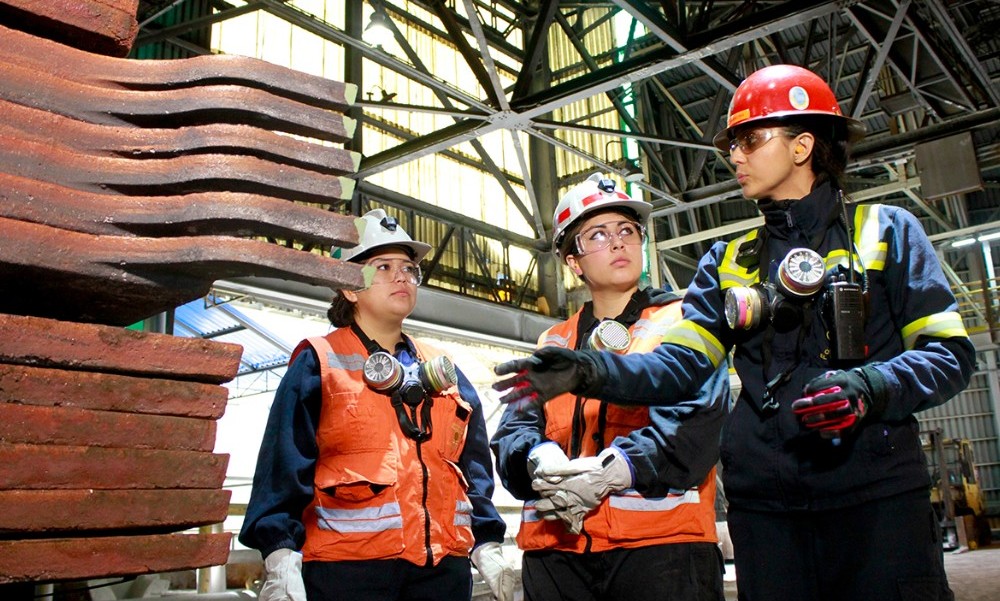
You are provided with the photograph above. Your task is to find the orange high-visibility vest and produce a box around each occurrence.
[517,303,718,553]
[296,328,475,565]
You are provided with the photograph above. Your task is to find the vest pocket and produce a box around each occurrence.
[320,391,394,454]
[436,392,471,463]
[442,460,475,553]
[516,500,576,550]
[309,453,404,559]
[606,490,707,542]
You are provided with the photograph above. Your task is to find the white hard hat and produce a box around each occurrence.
[551,173,651,255]
[339,209,431,263]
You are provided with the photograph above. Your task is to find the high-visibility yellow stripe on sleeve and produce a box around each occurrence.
[854,205,887,271]
[901,311,969,350]
[718,231,761,289]
[662,320,727,368]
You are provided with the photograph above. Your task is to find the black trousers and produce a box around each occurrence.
[728,488,953,601]
[302,556,472,601]
[522,542,725,601]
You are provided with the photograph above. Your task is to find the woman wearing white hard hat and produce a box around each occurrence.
[491,174,729,601]
[494,65,974,601]
[241,209,514,601]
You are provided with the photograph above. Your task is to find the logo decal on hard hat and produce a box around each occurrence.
[789,86,810,110]
[728,108,751,127]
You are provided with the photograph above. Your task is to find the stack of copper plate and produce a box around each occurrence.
[0,0,367,586]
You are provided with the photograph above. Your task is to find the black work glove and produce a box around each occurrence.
[492,347,607,406]
[791,366,888,442]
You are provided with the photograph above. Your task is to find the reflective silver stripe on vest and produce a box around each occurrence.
[520,500,545,524]
[631,317,671,343]
[606,489,701,511]
[315,502,403,533]
[324,351,367,372]
[539,332,571,348]
[455,500,473,527]
[521,489,700,522]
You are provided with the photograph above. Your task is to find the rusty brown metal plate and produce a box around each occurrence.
[0,313,244,382]
[0,443,229,490]
[0,218,367,325]
[0,404,218,451]
[0,130,356,203]
[0,532,232,584]
[0,1,138,57]
[1,99,360,176]
[0,23,356,109]
[0,364,229,419]
[0,60,357,142]
[0,172,360,242]
[0,489,231,534]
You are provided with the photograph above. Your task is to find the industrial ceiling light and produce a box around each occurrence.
[366,85,397,103]
[603,139,644,183]
[364,12,393,48]
[622,159,644,183]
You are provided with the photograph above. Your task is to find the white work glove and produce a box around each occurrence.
[532,447,633,512]
[259,548,307,601]
[528,442,586,533]
[470,542,515,601]
[533,489,589,534]
[527,441,569,479]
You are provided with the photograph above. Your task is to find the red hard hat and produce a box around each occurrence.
[712,64,866,151]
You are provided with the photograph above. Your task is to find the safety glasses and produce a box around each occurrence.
[366,258,422,285]
[575,220,646,255]
[729,127,794,155]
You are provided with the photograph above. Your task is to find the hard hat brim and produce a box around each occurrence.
[712,112,867,151]
[344,239,431,264]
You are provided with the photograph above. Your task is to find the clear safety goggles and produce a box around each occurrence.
[575,220,646,255]
[365,258,422,286]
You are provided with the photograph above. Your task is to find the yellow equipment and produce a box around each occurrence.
[921,428,991,550]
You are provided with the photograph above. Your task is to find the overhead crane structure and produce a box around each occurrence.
[135,0,1000,327]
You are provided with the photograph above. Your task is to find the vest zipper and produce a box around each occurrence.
[415,440,433,566]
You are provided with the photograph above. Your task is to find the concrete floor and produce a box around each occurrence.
[722,543,1000,600]
[943,543,1000,601]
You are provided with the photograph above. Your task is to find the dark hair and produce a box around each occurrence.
[557,206,642,259]
[326,292,357,327]
[781,116,851,190]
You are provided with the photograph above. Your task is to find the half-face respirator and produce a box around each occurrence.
[725,246,867,362]
[363,352,457,441]
[585,320,631,353]
[363,352,457,404]
[725,247,827,332]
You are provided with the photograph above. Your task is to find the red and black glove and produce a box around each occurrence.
[791,367,888,441]
[493,346,606,407]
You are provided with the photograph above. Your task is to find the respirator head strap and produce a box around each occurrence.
[390,389,433,441]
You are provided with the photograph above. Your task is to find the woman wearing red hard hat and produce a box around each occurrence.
[494,65,974,601]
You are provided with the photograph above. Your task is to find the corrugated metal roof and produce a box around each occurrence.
[174,297,291,374]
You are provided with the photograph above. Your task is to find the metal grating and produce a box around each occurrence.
[919,361,1000,512]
